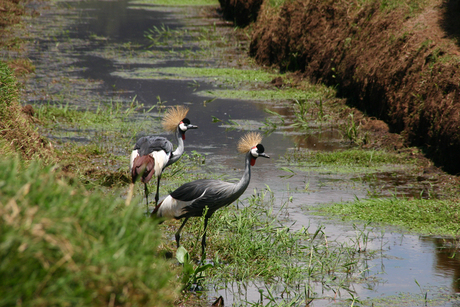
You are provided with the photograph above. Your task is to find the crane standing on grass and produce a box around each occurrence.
[151,132,269,256]
[126,105,198,208]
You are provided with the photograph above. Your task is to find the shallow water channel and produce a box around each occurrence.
[20,0,460,305]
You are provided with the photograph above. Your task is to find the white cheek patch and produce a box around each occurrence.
[250,146,258,157]
[179,122,187,131]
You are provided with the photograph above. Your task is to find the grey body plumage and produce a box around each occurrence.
[127,106,197,208]
[151,133,269,257]
[134,136,173,158]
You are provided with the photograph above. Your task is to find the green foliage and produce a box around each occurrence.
[291,98,313,131]
[33,97,163,153]
[145,24,186,47]
[117,66,277,85]
[0,61,19,109]
[0,62,55,161]
[283,148,411,175]
[340,112,366,145]
[176,246,213,291]
[0,157,178,306]
[35,96,151,128]
[318,197,460,236]
[379,0,429,14]
[263,108,286,133]
[267,0,290,8]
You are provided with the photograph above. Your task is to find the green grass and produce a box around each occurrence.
[0,61,19,107]
[35,98,155,128]
[34,98,166,153]
[0,157,179,306]
[113,67,277,84]
[282,148,414,174]
[197,88,323,102]
[317,197,460,236]
[0,61,55,161]
[111,66,329,103]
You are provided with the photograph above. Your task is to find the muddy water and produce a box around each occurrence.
[22,0,460,305]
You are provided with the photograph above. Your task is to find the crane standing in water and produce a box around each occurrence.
[126,106,198,208]
[151,132,269,256]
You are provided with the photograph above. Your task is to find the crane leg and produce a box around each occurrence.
[175,217,189,248]
[155,175,161,206]
[201,217,209,258]
[144,183,149,211]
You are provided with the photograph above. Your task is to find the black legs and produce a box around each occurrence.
[174,216,209,258]
[155,175,161,206]
[175,217,189,248]
[201,217,209,257]
[144,183,149,210]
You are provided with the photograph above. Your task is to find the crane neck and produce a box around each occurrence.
[233,151,253,196]
[167,127,185,166]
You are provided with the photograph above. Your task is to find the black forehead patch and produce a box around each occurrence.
[256,144,265,153]
[182,118,191,124]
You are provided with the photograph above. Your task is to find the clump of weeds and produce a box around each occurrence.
[340,112,368,145]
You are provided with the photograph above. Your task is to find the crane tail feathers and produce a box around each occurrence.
[131,155,155,183]
[131,151,169,184]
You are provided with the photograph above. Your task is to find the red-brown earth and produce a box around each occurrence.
[220,0,460,175]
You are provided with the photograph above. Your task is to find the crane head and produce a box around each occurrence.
[250,144,269,166]
[178,118,198,139]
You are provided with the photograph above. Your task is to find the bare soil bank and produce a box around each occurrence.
[219,0,460,174]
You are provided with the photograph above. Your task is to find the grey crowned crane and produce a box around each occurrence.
[126,105,197,208]
[151,132,269,256]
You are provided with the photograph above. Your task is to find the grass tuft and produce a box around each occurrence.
[0,61,55,162]
[0,157,179,306]
[282,148,413,174]
[317,197,460,236]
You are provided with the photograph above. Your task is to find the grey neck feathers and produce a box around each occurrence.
[232,151,252,197]
[166,127,184,167]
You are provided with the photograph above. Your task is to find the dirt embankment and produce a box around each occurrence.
[219,0,460,175]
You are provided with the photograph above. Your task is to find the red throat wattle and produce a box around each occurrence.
[250,157,256,166]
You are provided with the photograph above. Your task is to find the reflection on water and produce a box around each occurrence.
[425,237,460,292]
[22,0,460,305]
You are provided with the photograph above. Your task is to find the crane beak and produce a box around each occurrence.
[258,153,270,158]
[187,124,198,130]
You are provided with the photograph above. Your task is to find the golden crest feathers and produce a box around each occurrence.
[162,105,189,132]
[237,132,262,153]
